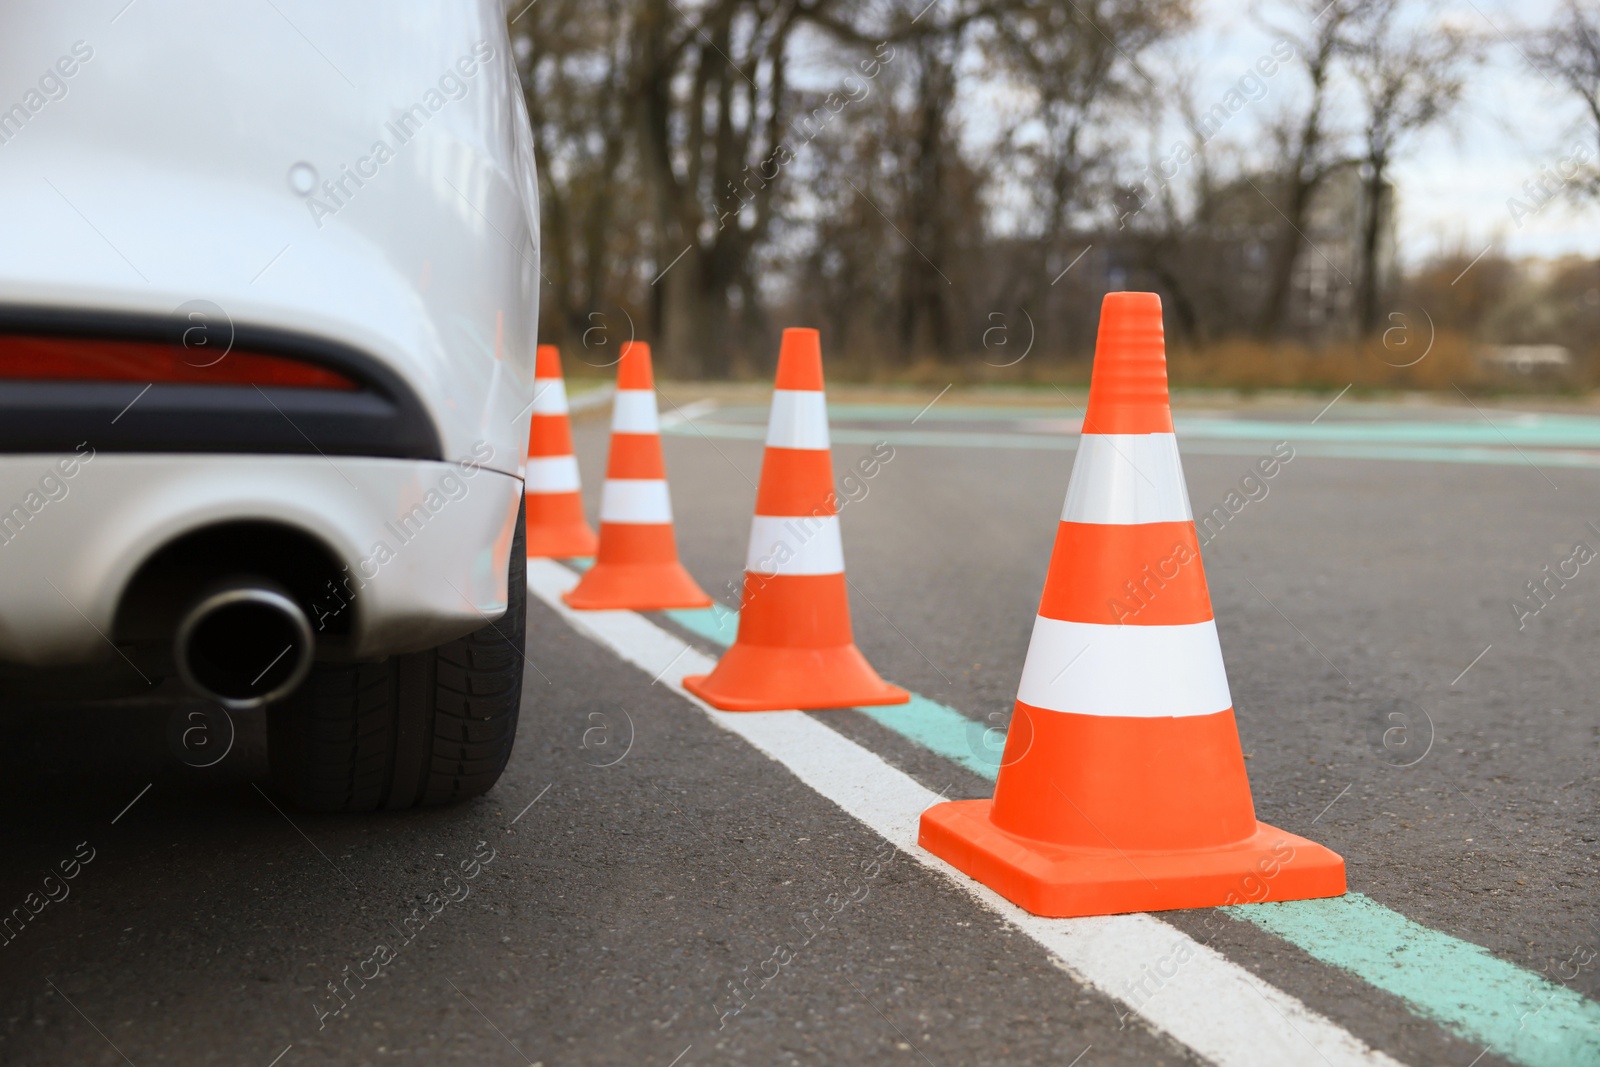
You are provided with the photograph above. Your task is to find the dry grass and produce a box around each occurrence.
[565,329,1594,396]
[1169,334,1483,391]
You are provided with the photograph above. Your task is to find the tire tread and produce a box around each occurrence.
[267,502,526,812]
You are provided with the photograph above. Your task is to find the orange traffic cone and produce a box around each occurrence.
[682,329,908,711]
[562,341,711,611]
[919,292,1345,918]
[525,345,599,558]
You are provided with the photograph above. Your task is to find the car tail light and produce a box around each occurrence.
[0,335,359,390]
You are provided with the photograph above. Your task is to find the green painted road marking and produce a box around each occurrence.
[662,404,1600,469]
[657,597,1600,1067]
[1229,894,1600,1067]
[663,602,738,643]
[664,418,1600,469]
[857,695,1003,780]
[662,607,998,778]
[704,401,1600,447]
[1179,415,1600,448]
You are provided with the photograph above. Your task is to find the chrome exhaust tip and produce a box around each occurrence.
[174,582,314,709]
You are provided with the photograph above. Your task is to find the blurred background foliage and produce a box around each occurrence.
[509,0,1600,391]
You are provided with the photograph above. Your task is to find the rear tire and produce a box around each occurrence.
[267,502,526,812]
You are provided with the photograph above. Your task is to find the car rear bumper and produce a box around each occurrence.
[0,452,522,667]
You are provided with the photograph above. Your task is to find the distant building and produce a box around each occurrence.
[1287,163,1398,338]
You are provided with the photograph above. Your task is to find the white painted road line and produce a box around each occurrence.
[526,559,1406,1067]
[658,398,719,429]
[564,383,616,413]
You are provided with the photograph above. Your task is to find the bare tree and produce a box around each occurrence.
[628,0,1002,374]
[988,0,1189,316]
[515,0,649,357]
[1119,82,1226,345]
[774,13,986,370]
[626,0,820,376]
[1530,0,1600,198]
[1252,0,1368,338]
[893,28,965,360]
[1345,0,1479,333]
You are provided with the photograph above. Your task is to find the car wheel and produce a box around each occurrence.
[267,501,527,812]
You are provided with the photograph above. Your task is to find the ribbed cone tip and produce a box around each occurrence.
[1083,292,1173,435]
[535,344,562,379]
[617,341,654,389]
[774,328,825,391]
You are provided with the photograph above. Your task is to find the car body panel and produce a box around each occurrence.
[0,1,540,668]
[0,453,520,666]
[0,0,538,474]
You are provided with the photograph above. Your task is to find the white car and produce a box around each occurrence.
[0,2,539,810]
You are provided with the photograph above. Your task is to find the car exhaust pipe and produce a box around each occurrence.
[174,582,314,709]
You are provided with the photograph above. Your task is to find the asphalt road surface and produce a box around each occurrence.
[3,389,1598,1067]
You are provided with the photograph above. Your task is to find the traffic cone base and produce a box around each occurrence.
[990,704,1257,848]
[683,644,908,711]
[525,493,599,558]
[561,559,710,611]
[919,800,1346,918]
[922,702,1345,915]
[683,573,908,709]
[561,525,711,610]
